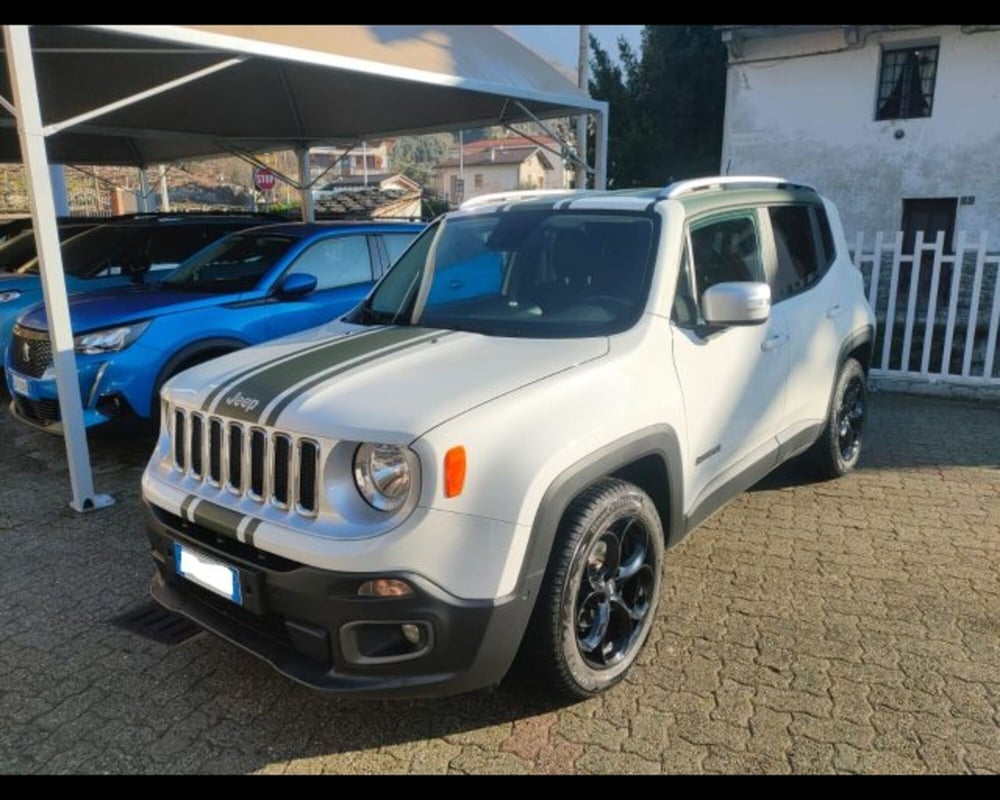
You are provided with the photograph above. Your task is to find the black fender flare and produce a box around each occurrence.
[499,425,685,650]
[823,324,875,422]
[151,337,249,408]
[839,324,875,374]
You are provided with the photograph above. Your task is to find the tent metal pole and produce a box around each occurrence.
[138,167,151,212]
[576,25,589,189]
[3,24,113,513]
[158,165,170,212]
[594,107,608,190]
[297,147,314,222]
[49,164,70,215]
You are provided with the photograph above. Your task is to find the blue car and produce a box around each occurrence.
[5,221,423,432]
[0,213,279,361]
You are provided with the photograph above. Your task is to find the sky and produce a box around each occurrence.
[505,25,643,78]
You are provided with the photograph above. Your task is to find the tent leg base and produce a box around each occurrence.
[70,493,116,513]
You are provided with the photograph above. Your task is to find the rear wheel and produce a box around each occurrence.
[519,478,664,699]
[803,357,867,479]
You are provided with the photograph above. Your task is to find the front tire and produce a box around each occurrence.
[520,478,664,700]
[804,357,867,479]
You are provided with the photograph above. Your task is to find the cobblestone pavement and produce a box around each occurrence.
[1,388,998,774]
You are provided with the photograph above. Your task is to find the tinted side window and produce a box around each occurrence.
[383,233,418,268]
[815,205,836,265]
[689,213,764,302]
[148,226,230,272]
[768,205,820,301]
[286,235,374,290]
[85,229,148,278]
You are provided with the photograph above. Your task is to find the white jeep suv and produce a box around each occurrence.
[142,176,876,699]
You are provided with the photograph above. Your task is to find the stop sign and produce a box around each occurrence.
[253,167,277,192]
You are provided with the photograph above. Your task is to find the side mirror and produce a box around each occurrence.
[702,281,770,326]
[277,272,317,299]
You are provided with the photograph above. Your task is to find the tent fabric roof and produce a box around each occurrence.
[0,25,602,166]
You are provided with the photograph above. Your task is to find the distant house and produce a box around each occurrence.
[311,141,391,178]
[434,136,567,205]
[717,25,1000,248]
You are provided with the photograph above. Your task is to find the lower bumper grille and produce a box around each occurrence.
[13,395,61,426]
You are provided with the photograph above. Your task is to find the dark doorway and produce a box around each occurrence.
[901,197,957,253]
[895,197,958,371]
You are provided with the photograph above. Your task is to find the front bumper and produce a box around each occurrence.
[5,355,143,433]
[145,500,533,697]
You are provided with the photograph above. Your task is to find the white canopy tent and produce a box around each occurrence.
[0,24,608,511]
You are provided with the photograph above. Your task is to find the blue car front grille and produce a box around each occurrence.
[10,325,51,378]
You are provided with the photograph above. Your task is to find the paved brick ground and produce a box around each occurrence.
[0,388,998,774]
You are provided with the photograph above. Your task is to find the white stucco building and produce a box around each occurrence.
[434,136,566,206]
[718,25,1000,249]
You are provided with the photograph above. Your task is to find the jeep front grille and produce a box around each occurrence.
[10,325,52,378]
[171,406,319,516]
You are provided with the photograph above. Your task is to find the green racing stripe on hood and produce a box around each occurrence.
[200,326,386,413]
[261,329,455,428]
[213,326,435,424]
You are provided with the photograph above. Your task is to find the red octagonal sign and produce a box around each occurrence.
[253,167,277,192]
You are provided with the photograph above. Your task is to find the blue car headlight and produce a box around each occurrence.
[0,290,22,303]
[74,321,150,355]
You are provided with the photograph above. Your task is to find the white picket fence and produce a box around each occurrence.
[850,231,1000,388]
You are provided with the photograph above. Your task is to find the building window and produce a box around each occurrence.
[474,174,483,188]
[876,44,938,120]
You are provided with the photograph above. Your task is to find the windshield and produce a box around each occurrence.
[16,226,145,277]
[355,209,657,338]
[0,226,94,273]
[161,233,297,294]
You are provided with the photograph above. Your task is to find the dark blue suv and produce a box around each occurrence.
[5,221,423,431]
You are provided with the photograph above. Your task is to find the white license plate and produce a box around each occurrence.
[11,374,29,397]
[174,542,243,605]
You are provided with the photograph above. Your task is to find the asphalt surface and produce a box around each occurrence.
[0,387,998,774]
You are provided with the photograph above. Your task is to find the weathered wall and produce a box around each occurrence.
[721,26,1000,248]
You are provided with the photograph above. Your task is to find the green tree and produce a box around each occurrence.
[389,133,455,188]
[589,26,727,188]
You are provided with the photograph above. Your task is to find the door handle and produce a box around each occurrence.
[826,304,844,319]
[761,334,788,352]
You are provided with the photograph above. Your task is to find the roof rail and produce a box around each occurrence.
[657,175,816,200]
[459,189,578,210]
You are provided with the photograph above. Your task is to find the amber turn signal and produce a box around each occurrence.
[444,446,466,498]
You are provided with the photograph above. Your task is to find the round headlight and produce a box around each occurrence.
[353,443,412,512]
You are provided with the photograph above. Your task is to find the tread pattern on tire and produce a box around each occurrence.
[804,357,866,480]
[518,477,662,700]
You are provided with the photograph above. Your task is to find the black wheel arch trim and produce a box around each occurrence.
[491,425,683,682]
[153,337,249,402]
[840,324,875,374]
[517,424,684,600]
[822,323,874,425]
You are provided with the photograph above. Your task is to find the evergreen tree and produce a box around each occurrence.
[589,26,727,188]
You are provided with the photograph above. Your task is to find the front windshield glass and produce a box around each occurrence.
[359,209,657,338]
[161,234,297,294]
[17,226,145,277]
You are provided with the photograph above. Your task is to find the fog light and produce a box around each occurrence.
[401,623,422,645]
[357,578,414,598]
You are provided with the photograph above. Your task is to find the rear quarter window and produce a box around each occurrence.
[767,204,835,302]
